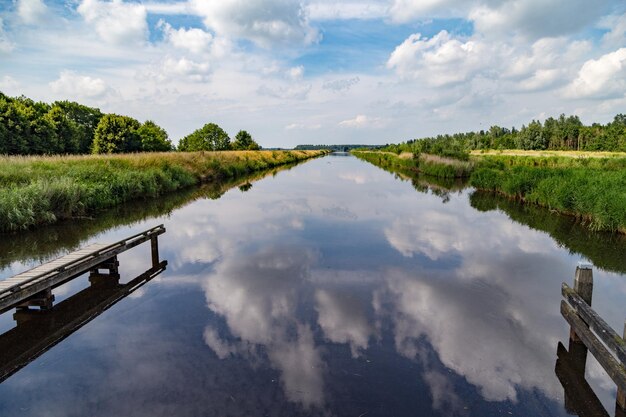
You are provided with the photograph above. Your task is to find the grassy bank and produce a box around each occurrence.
[0,161,301,269]
[353,149,626,234]
[470,154,626,233]
[0,150,327,232]
[352,150,472,178]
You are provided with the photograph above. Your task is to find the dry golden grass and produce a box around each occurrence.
[471,149,626,159]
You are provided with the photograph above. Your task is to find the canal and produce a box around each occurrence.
[0,153,624,416]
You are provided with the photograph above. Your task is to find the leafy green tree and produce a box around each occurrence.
[138,120,172,152]
[53,101,103,153]
[0,97,30,154]
[92,114,142,154]
[178,123,231,151]
[517,120,547,150]
[232,130,260,150]
[44,105,82,154]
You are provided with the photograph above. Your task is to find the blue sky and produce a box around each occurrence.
[0,0,625,147]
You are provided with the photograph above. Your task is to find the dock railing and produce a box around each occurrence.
[556,262,626,417]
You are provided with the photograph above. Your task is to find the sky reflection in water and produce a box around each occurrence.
[0,154,624,416]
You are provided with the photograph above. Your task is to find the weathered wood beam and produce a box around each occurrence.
[562,283,626,366]
[561,301,626,392]
[618,321,626,414]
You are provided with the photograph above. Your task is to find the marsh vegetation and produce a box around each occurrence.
[0,150,327,232]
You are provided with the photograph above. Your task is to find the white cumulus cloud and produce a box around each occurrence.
[387,31,490,86]
[339,114,386,128]
[190,0,319,47]
[470,0,611,39]
[77,0,148,45]
[161,57,211,81]
[285,122,322,130]
[16,0,48,24]
[49,70,108,98]
[158,20,213,54]
[564,48,626,99]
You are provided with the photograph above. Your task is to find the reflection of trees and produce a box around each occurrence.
[358,154,467,203]
[238,182,253,192]
[0,163,299,271]
[470,191,626,275]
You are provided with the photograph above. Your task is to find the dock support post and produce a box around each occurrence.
[564,263,593,413]
[151,236,159,269]
[617,321,626,416]
[89,256,120,286]
[570,263,593,342]
[14,288,55,310]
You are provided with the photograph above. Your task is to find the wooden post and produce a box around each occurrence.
[570,262,593,342]
[564,262,593,413]
[151,236,159,268]
[89,256,120,286]
[15,288,55,310]
[617,320,626,415]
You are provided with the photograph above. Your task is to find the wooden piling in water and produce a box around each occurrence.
[618,320,626,414]
[151,236,159,269]
[570,262,593,342]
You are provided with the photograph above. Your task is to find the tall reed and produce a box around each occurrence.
[0,150,328,232]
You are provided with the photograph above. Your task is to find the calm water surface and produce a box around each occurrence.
[0,153,625,416]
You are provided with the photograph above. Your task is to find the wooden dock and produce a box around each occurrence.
[0,224,165,314]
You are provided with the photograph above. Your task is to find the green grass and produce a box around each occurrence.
[0,150,328,232]
[354,149,626,234]
[470,155,626,233]
[0,161,300,269]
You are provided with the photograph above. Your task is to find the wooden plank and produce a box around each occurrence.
[561,301,626,391]
[4,243,119,283]
[563,283,626,365]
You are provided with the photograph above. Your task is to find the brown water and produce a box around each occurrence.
[0,153,624,416]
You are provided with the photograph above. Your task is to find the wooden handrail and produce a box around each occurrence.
[561,301,626,391]
[562,282,626,365]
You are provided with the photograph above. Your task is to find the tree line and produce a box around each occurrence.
[294,144,384,151]
[385,113,626,158]
[0,92,259,155]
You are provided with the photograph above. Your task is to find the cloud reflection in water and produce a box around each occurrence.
[3,156,624,416]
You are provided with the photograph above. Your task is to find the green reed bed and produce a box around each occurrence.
[470,155,626,233]
[0,150,327,232]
